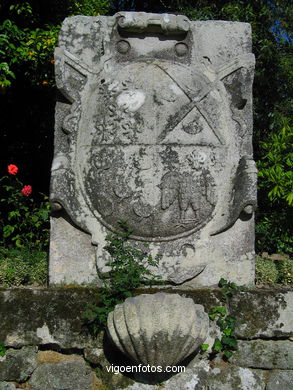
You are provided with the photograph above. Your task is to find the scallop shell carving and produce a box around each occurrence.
[106,292,209,367]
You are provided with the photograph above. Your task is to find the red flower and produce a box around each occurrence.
[8,164,18,175]
[21,185,32,197]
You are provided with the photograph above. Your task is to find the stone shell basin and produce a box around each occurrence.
[106,292,209,368]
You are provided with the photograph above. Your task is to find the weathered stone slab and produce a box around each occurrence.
[0,288,101,349]
[0,346,37,381]
[50,12,256,286]
[195,365,266,390]
[231,340,293,369]
[267,370,293,390]
[230,289,293,338]
[29,361,93,390]
[0,383,16,390]
[49,213,100,285]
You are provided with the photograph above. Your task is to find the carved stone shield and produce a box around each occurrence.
[50,12,257,286]
[79,60,220,240]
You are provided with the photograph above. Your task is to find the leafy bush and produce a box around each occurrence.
[256,210,293,256]
[255,255,293,286]
[0,1,110,89]
[258,116,293,205]
[204,279,239,361]
[69,0,110,16]
[276,258,293,285]
[256,114,293,256]
[0,11,58,88]
[0,247,48,286]
[255,256,279,285]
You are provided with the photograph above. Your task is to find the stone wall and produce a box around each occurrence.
[0,288,292,390]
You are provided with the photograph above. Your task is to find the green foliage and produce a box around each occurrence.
[206,279,239,360]
[201,343,209,352]
[255,256,279,285]
[258,116,293,205]
[256,255,293,285]
[0,16,58,87]
[0,0,110,89]
[69,0,110,16]
[209,306,227,321]
[0,62,15,88]
[277,258,293,285]
[256,115,292,254]
[0,343,6,357]
[210,308,238,360]
[0,166,50,250]
[218,278,240,300]
[0,247,48,286]
[83,221,163,334]
[256,209,293,255]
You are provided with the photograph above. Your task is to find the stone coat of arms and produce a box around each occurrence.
[50,13,257,286]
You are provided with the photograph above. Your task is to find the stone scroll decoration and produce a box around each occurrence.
[50,12,257,286]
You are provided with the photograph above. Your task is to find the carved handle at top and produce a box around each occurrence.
[115,12,190,34]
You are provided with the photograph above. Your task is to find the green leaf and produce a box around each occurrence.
[212,338,223,352]
[223,328,232,336]
[221,336,238,349]
[3,225,14,237]
[201,343,209,352]
[223,350,233,359]
[210,306,227,316]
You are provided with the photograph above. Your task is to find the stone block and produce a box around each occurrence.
[0,383,16,390]
[0,288,102,349]
[49,214,100,285]
[29,361,93,390]
[197,366,266,390]
[267,370,293,390]
[0,346,37,382]
[37,350,83,364]
[231,340,293,369]
[231,290,293,339]
[50,11,256,287]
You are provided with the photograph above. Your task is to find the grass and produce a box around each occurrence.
[0,247,292,288]
[255,255,293,286]
[0,247,48,287]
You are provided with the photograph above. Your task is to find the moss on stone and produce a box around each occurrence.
[229,289,289,338]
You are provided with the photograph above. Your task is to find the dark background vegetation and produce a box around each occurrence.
[0,0,292,255]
